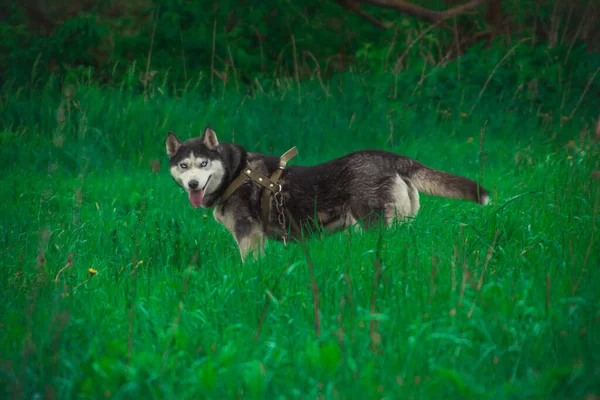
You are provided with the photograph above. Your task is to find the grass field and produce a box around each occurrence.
[1,70,599,399]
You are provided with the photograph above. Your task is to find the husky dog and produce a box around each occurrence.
[166,126,490,262]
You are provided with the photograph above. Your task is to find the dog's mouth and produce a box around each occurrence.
[188,175,212,208]
[188,190,204,208]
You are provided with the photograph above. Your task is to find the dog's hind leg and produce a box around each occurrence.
[348,202,385,232]
[384,175,420,226]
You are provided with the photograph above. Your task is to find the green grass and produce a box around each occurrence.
[0,70,599,399]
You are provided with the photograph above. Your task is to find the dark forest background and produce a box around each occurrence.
[1,0,599,95]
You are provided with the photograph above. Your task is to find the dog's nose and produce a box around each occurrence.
[188,180,199,190]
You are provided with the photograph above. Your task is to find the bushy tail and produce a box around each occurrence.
[408,163,489,205]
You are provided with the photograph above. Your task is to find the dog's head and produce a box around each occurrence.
[166,126,226,208]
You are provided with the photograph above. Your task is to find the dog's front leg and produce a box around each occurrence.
[234,217,265,262]
[236,233,265,262]
[213,207,265,262]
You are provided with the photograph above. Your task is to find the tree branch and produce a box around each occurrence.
[359,0,486,24]
[333,0,388,30]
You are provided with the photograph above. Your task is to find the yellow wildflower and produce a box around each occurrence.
[89,268,97,276]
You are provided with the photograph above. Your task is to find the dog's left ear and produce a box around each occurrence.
[202,126,219,149]
[166,131,182,158]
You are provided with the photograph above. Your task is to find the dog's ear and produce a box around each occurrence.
[202,126,219,149]
[166,131,182,158]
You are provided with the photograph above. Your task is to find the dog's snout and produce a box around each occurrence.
[188,180,199,190]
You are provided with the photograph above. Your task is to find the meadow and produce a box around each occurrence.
[1,55,599,399]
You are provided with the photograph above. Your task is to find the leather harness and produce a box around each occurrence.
[218,147,299,238]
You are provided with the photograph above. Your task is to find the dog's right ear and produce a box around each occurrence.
[166,131,182,158]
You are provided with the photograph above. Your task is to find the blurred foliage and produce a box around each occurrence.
[0,0,598,93]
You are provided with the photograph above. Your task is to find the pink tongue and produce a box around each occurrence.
[188,190,204,208]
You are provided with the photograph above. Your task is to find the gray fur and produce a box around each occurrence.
[166,126,490,262]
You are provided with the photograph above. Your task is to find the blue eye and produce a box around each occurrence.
[201,161,208,167]
[179,163,188,169]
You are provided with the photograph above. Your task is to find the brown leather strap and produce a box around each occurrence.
[219,147,298,233]
[220,161,287,204]
[219,172,249,203]
[268,146,298,183]
[261,147,298,226]
[245,167,281,192]
[279,146,299,168]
